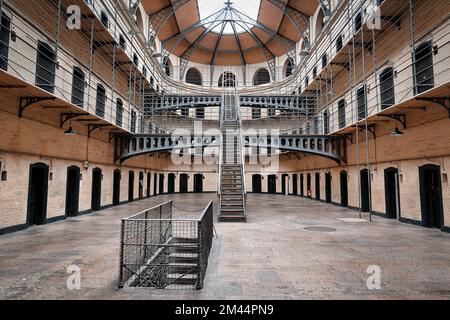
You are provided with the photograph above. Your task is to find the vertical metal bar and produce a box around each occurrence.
[118,219,125,288]
[409,0,417,94]
[87,18,95,114]
[55,0,62,58]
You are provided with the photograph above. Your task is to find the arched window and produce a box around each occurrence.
[380,67,395,110]
[315,8,325,39]
[218,72,236,87]
[336,35,343,53]
[100,11,109,28]
[36,41,56,93]
[323,110,330,134]
[186,68,202,86]
[95,84,106,117]
[253,68,270,85]
[354,11,363,33]
[357,86,367,120]
[162,57,172,77]
[116,98,123,127]
[414,41,434,94]
[0,11,11,71]
[284,58,295,78]
[130,110,137,133]
[338,99,346,129]
[71,67,85,107]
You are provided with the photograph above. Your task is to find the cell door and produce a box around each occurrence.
[325,172,332,203]
[360,169,371,212]
[384,168,400,219]
[252,174,262,193]
[292,174,298,195]
[159,173,165,194]
[282,174,288,195]
[168,174,175,194]
[179,174,188,193]
[268,175,277,194]
[419,165,444,229]
[27,163,49,226]
[91,168,102,211]
[113,170,121,206]
[194,174,203,193]
[146,173,151,197]
[66,166,80,217]
[340,171,348,207]
[128,171,135,202]
[139,172,144,199]
[315,173,321,200]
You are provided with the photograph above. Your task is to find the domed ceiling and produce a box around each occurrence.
[142,0,319,66]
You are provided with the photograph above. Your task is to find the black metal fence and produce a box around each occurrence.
[118,200,214,290]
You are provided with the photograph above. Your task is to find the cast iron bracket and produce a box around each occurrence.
[378,113,407,129]
[416,97,450,118]
[19,97,55,118]
[60,112,89,128]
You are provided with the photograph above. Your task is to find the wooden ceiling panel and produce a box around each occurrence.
[141,0,171,14]
[218,35,239,51]
[288,0,319,17]
[158,16,180,41]
[214,53,242,66]
[278,16,301,42]
[266,39,287,57]
[190,49,214,64]
[257,0,285,31]
[243,48,267,64]
[174,0,199,30]
[184,27,205,44]
[238,33,258,50]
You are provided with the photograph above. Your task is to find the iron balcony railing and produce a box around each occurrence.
[118,200,214,290]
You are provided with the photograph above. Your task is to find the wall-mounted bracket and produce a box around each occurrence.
[352,124,376,139]
[378,113,407,129]
[19,97,55,118]
[416,97,450,117]
[88,124,111,138]
[60,112,89,128]
[330,62,350,72]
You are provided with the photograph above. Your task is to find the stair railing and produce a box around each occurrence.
[235,84,247,219]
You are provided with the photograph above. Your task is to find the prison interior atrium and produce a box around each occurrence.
[0,0,450,300]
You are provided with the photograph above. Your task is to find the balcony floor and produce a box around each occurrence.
[0,194,449,300]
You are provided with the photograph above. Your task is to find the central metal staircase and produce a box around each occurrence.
[218,88,247,222]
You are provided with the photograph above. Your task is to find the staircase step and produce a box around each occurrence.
[166,274,198,286]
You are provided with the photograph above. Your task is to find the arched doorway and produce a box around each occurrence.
[146,172,151,197]
[194,174,203,193]
[66,166,80,217]
[300,173,304,197]
[159,173,165,194]
[179,174,188,193]
[419,164,444,229]
[268,175,277,194]
[325,172,332,203]
[27,163,49,225]
[307,173,312,198]
[138,172,144,199]
[91,168,102,211]
[113,169,121,206]
[292,174,298,195]
[340,171,348,207]
[360,169,371,212]
[384,168,400,219]
[128,171,135,202]
[153,173,158,195]
[315,173,321,200]
[252,174,262,193]
[168,173,175,194]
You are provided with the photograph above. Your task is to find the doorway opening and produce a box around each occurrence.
[66,166,80,217]
[180,174,188,193]
[315,173,321,200]
[282,174,288,195]
[340,171,348,207]
[91,168,102,211]
[307,173,312,198]
[113,169,121,206]
[268,175,277,194]
[27,163,49,226]
[128,171,135,202]
[419,164,444,229]
[300,174,304,197]
[194,174,203,193]
[139,172,144,199]
[159,173,165,194]
[168,173,175,194]
[252,174,262,193]
[325,172,332,203]
[360,169,371,212]
[153,173,158,195]
[292,174,298,195]
[146,172,151,197]
[384,168,400,219]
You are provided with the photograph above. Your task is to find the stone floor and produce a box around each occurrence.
[0,193,450,300]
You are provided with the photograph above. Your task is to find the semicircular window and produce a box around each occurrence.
[218,72,236,87]
[253,68,271,86]
[186,68,202,86]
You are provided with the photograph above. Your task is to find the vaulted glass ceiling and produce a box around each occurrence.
[198,0,261,34]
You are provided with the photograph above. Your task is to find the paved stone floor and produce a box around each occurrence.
[1,194,450,300]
